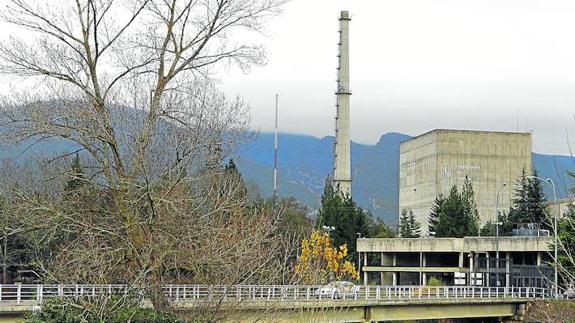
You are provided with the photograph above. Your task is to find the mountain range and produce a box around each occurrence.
[236,132,575,226]
[0,129,573,227]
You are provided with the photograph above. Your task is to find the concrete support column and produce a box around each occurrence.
[392,253,398,286]
[458,252,464,268]
[381,253,394,285]
[421,253,427,286]
[536,252,542,266]
[469,252,475,286]
[380,252,385,285]
[506,252,511,287]
[363,252,368,286]
[486,252,491,287]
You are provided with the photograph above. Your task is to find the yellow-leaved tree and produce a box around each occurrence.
[294,230,359,284]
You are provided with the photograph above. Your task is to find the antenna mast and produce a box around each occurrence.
[273,93,279,205]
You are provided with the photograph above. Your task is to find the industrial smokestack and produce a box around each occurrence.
[332,10,352,196]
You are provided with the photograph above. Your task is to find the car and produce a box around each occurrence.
[314,281,360,299]
[565,286,575,300]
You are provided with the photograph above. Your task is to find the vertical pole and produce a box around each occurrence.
[551,179,558,299]
[273,93,279,206]
[495,183,507,288]
[363,252,368,286]
[506,252,511,288]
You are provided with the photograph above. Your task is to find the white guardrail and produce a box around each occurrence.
[0,285,554,305]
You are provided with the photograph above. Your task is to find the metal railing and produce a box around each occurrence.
[0,284,553,306]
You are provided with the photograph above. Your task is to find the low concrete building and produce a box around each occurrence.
[358,236,553,288]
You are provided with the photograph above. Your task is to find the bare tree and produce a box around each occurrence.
[0,0,287,311]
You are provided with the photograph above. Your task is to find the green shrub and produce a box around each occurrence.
[426,277,444,287]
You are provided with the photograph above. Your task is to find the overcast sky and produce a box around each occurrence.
[2,0,575,155]
[219,0,575,155]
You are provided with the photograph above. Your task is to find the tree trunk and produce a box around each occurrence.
[149,270,171,312]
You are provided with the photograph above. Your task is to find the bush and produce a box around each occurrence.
[427,277,444,287]
[25,296,185,323]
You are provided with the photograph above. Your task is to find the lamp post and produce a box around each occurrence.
[527,176,559,299]
[495,183,507,287]
[357,232,362,279]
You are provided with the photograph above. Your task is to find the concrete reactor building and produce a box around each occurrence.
[399,129,532,234]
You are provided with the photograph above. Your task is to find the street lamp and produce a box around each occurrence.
[357,232,362,278]
[495,183,507,287]
[527,176,559,299]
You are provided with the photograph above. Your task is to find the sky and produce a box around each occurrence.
[2,1,575,155]
[219,0,575,155]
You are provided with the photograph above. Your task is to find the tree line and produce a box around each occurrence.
[398,169,550,239]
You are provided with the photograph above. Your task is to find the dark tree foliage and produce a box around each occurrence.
[428,195,444,235]
[63,154,86,196]
[316,178,370,262]
[558,204,575,286]
[480,211,513,237]
[367,216,396,238]
[526,170,550,228]
[435,184,479,238]
[462,176,480,236]
[507,168,550,233]
[399,209,421,238]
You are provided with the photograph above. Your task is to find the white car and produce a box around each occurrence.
[314,281,360,299]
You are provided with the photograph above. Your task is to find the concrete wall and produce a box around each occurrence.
[357,237,552,253]
[400,129,532,234]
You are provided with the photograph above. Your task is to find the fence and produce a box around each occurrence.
[0,284,553,305]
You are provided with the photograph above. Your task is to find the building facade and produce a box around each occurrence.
[399,129,532,234]
[358,237,552,288]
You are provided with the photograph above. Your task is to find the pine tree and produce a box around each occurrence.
[316,178,370,262]
[428,195,444,235]
[399,209,410,238]
[526,170,549,229]
[398,208,421,238]
[435,186,469,238]
[408,209,421,238]
[558,204,575,286]
[461,176,480,236]
[508,167,529,226]
[64,154,86,199]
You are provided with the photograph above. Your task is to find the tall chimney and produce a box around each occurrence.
[332,11,352,196]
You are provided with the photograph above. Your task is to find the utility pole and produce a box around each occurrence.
[273,94,279,207]
[495,183,507,288]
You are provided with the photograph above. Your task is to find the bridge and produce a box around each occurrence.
[0,284,554,322]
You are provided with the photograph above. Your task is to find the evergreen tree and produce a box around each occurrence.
[398,209,421,238]
[408,209,421,238]
[435,186,465,238]
[526,170,549,229]
[64,154,85,195]
[399,209,410,238]
[461,176,480,236]
[558,204,575,286]
[508,167,529,226]
[480,211,512,237]
[316,178,370,262]
[507,168,550,233]
[428,195,444,235]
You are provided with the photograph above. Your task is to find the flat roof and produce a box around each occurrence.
[401,129,532,145]
[358,236,552,253]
